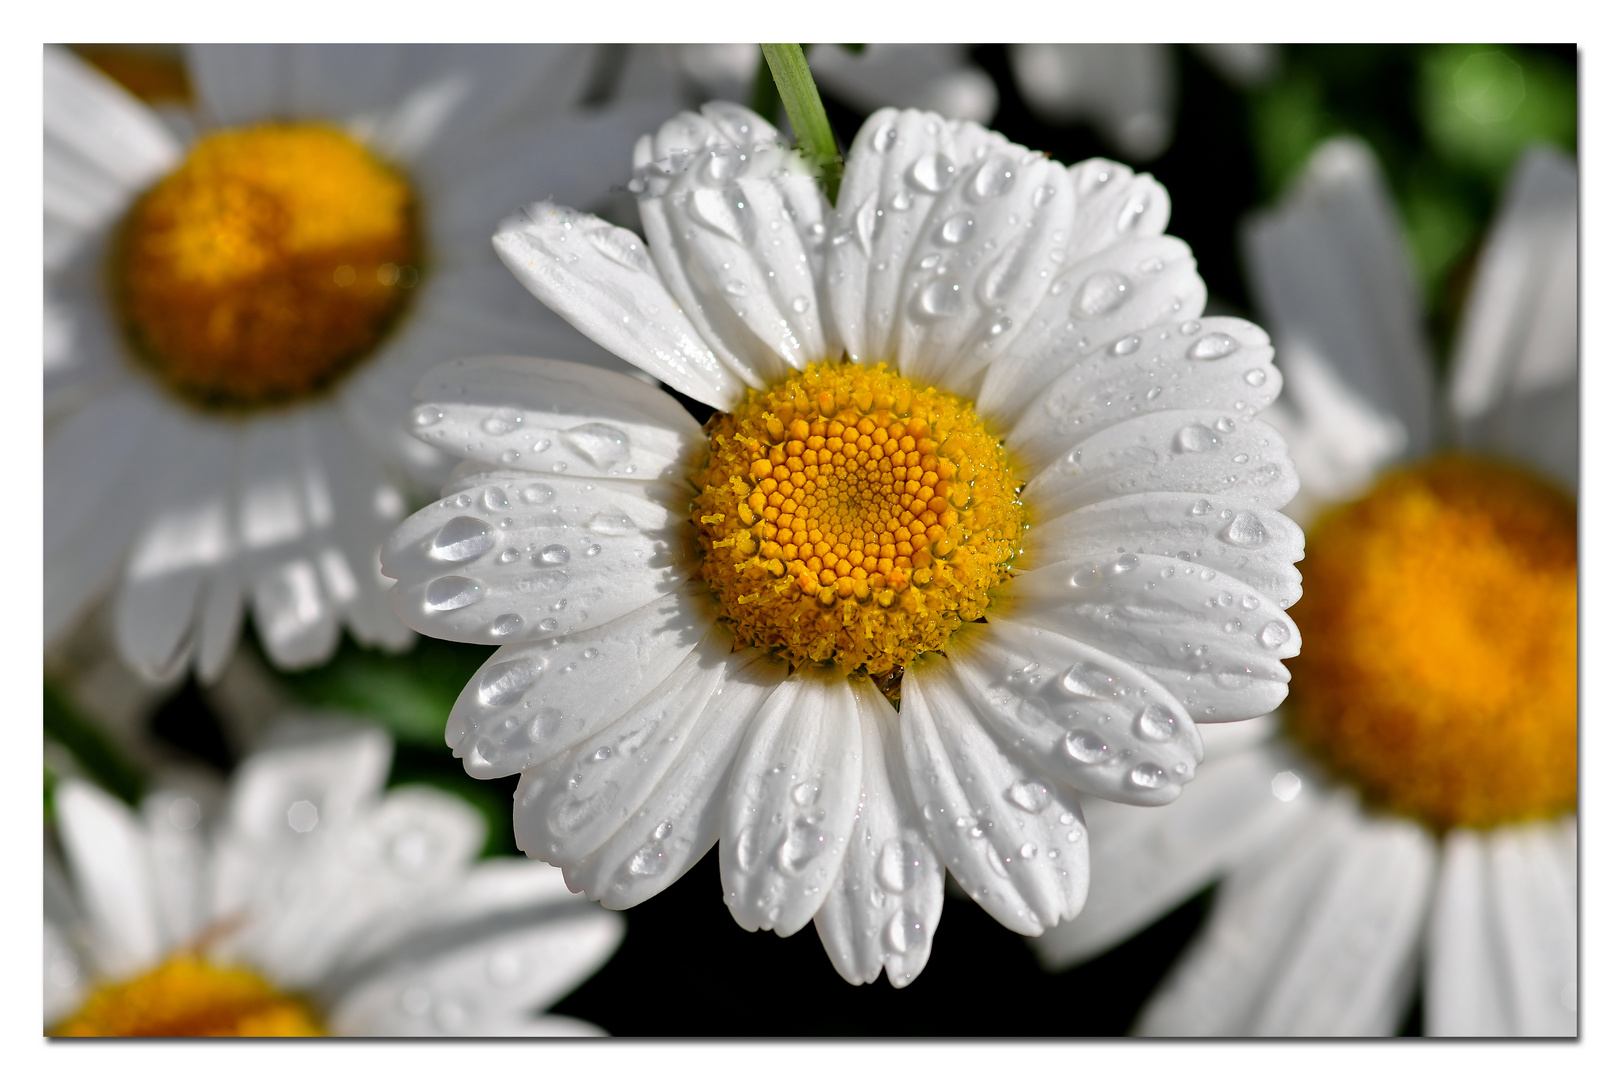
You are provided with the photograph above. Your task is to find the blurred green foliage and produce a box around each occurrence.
[44,681,143,805]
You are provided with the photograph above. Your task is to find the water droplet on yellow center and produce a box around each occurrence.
[692,361,1024,675]
[115,122,420,408]
[51,954,325,1037]
[1286,456,1576,830]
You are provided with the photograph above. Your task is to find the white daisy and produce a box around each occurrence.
[382,102,1302,988]
[1033,139,1577,1036]
[46,719,623,1036]
[44,44,667,680]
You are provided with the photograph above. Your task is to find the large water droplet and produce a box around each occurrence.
[478,658,541,707]
[1221,511,1267,548]
[791,781,820,807]
[1244,367,1268,387]
[1006,780,1053,813]
[1019,842,1039,860]
[537,544,571,566]
[887,908,928,953]
[1136,705,1176,741]
[938,211,975,245]
[1188,333,1238,360]
[1129,764,1167,790]
[425,576,482,611]
[702,147,744,185]
[563,423,631,468]
[1072,271,1130,318]
[778,819,821,874]
[489,613,524,638]
[521,484,555,505]
[1111,335,1142,356]
[482,410,523,436]
[873,126,898,152]
[412,406,443,428]
[1259,620,1291,649]
[431,517,495,563]
[877,838,921,893]
[791,296,811,314]
[908,153,955,193]
[1175,424,1220,454]
[587,510,635,536]
[915,279,961,319]
[1064,729,1114,764]
[586,226,651,272]
[1032,184,1057,207]
[1061,661,1115,698]
[971,156,1016,200]
[628,842,667,877]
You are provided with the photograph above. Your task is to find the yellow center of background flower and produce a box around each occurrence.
[116,122,420,408]
[693,361,1023,676]
[52,955,325,1037]
[1286,456,1576,830]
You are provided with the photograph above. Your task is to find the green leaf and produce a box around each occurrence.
[1420,45,1576,185]
[279,635,494,749]
[43,681,144,804]
[760,43,843,204]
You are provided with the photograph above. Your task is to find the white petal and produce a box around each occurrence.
[827,109,1074,399]
[312,413,412,651]
[44,914,88,1026]
[408,356,703,481]
[195,557,246,683]
[721,672,865,936]
[1033,740,1314,969]
[114,420,237,680]
[1428,819,1578,1036]
[809,44,998,123]
[561,651,787,909]
[1010,44,1175,161]
[975,237,1206,429]
[901,653,1090,934]
[384,468,694,645]
[510,626,738,854]
[185,44,288,125]
[1241,136,1435,458]
[632,104,833,387]
[1138,796,1435,1036]
[1022,409,1298,520]
[946,618,1202,804]
[54,781,164,977]
[494,201,745,409]
[222,723,392,844]
[1020,491,1305,610]
[139,789,213,949]
[328,903,622,1036]
[1001,553,1297,723]
[812,679,945,988]
[222,787,485,988]
[43,47,179,262]
[1006,316,1282,473]
[1448,149,1578,491]
[448,588,711,779]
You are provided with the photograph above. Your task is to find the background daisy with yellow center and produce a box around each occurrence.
[383,99,1303,987]
[1034,139,1577,1037]
[44,44,669,682]
[46,720,622,1036]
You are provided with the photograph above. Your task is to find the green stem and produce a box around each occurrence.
[44,681,144,805]
[760,44,843,204]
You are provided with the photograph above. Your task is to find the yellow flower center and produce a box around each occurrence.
[1286,456,1576,830]
[51,954,325,1037]
[692,361,1024,675]
[115,122,420,408]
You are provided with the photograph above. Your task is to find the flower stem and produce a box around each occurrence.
[760,44,842,204]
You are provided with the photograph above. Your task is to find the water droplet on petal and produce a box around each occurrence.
[1175,424,1220,454]
[1188,333,1238,360]
[1033,184,1056,207]
[481,410,523,436]
[886,908,928,953]
[1244,367,1268,387]
[1111,335,1142,356]
[431,517,495,563]
[1221,511,1267,548]
[908,153,956,193]
[1064,729,1114,764]
[1259,620,1291,649]
[877,839,921,892]
[538,544,571,565]
[1072,271,1131,318]
[587,510,635,536]
[425,576,482,611]
[791,295,811,314]
[914,279,961,319]
[412,406,443,428]
[489,613,524,637]
[1006,780,1053,813]
[478,658,541,706]
[1019,842,1039,859]
[1136,705,1176,741]
[563,423,631,468]
[1129,764,1167,790]
[938,211,975,245]
[521,484,555,505]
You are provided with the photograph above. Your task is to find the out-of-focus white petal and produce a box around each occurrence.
[1449,149,1578,491]
[54,781,164,978]
[1010,44,1175,161]
[494,201,745,409]
[1242,137,1435,461]
[810,44,998,124]
[901,654,1090,935]
[813,679,945,989]
[721,672,864,936]
[1191,44,1280,89]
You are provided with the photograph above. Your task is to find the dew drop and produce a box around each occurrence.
[791,781,820,807]
[1259,620,1291,649]
[1129,764,1167,790]
[791,295,811,314]
[873,126,898,151]
[425,576,482,611]
[1060,662,1114,698]
[1111,335,1142,356]
[498,548,521,564]
[1221,511,1268,548]
[481,410,523,436]
[478,658,541,707]
[1006,780,1053,813]
[1136,705,1176,741]
[412,406,443,428]
[521,484,555,505]
[877,839,921,892]
[1188,333,1238,360]
[1244,368,1268,387]
[1019,842,1039,860]
[1064,730,1114,764]
[886,908,928,953]
[1190,499,1213,516]
[938,212,975,245]
[537,544,571,566]
[1175,424,1219,454]
[890,190,913,211]
[908,153,955,193]
[971,157,1017,200]
[1072,271,1131,318]
[430,517,495,563]
[587,511,636,536]
[489,613,524,637]
[1032,184,1056,207]
[915,279,961,319]
[563,423,630,468]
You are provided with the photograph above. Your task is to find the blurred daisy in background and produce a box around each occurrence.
[382,99,1302,987]
[44,44,666,682]
[46,720,623,1035]
[1010,44,1278,163]
[1034,138,1576,1037]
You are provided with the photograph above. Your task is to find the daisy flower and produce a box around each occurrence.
[46,720,623,1036]
[44,44,664,680]
[382,102,1302,987]
[1033,139,1576,1036]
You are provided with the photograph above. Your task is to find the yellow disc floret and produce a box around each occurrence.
[116,122,420,408]
[693,361,1024,675]
[1286,456,1576,830]
[52,954,325,1037]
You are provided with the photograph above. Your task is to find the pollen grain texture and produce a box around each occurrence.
[116,122,419,408]
[692,361,1024,676]
[1286,456,1576,830]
